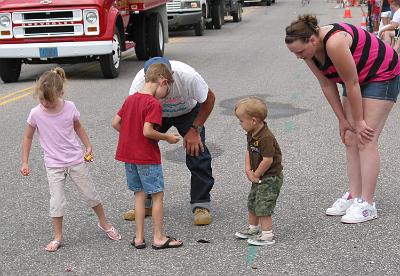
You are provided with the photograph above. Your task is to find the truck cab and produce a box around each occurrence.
[0,0,168,83]
[166,0,226,36]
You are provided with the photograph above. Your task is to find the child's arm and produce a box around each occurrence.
[21,124,36,176]
[112,115,122,132]
[245,150,254,182]
[74,120,92,156]
[253,157,273,181]
[143,122,180,144]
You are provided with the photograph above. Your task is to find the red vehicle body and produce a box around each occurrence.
[0,0,168,82]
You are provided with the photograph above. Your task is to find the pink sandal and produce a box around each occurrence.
[45,240,62,252]
[97,223,121,240]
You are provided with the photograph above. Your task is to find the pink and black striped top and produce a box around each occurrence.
[313,23,400,84]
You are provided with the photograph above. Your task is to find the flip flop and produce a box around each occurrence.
[45,240,62,252]
[131,238,146,249]
[97,223,122,241]
[152,237,183,250]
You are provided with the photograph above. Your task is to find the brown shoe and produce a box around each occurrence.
[122,208,152,221]
[194,208,212,226]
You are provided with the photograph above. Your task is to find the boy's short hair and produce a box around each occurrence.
[144,63,174,84]
[234,96,268,121]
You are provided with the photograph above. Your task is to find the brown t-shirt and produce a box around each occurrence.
[247,123,283,177]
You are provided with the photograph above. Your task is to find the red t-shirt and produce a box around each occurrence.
[115,93,162,164]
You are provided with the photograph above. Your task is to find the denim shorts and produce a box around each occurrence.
[125,163,164,194]
[342,76,400,102]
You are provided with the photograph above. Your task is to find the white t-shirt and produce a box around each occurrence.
[129,61,209,117]
[392,9,400,24]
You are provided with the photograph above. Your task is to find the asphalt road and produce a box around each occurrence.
[1,1,400,275]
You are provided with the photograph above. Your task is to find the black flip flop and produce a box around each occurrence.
[131,239,146,249]
[152,237,183,250]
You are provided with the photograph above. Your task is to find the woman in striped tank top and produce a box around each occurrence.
[285,15,400,224]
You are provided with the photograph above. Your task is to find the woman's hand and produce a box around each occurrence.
[354,120,375,144]
[339,119,353,144]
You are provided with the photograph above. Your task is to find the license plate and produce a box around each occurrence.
[39,47,58,58]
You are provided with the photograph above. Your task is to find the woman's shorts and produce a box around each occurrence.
[125,163,164,194]
[247,174,283,217]
[342,75,400,102]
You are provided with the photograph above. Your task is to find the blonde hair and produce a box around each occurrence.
[144,63,173,84]
[34,67,66,102]
[234,96,268,121]
[285,14,319,44]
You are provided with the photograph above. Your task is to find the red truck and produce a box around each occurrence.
[0,0,168,83]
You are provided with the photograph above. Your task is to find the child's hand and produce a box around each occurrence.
[21,163,30,176]
[84,146,93,162]
[166,133,180,144]
[246,170,260,184]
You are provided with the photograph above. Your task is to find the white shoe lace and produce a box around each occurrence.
[332,198,347,208]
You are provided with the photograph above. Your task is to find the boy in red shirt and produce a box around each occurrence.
[112,63,183,249]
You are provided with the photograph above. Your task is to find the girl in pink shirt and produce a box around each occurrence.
[21,67,121,252]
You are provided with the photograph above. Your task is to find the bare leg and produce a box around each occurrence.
[359,98,393,203]
[134,191,146,244]
[259,216,272,231]
[93,203,112,230]
[152,192,182,246]
[343,97,362,198]
[151,191,164,242]
[248,211,259,226]
[52,217,63,241]
[46,217,63,251]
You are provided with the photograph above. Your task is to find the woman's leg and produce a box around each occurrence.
[342,97,362,198]
[358,98,394,203]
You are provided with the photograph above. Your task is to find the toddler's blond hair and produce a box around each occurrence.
[34,67,66,103]
[234,96,268,121]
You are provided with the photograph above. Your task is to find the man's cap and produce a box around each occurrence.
[143,57,172,73]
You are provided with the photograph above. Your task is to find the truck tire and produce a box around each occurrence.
[100,27,121,79]
[232,3,242,22]
[266,0,272,5]
[0,58,21,83]
[133,14,149,61]
[147,13,165,57]
[212,3,222,29]
[194,16,205,36]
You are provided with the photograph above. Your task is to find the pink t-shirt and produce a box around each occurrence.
[27,100,83,167]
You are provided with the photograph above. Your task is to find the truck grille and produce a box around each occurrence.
[167,0,181,11]
[12,9,83,38]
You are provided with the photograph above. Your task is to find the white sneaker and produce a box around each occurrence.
[326,192,353,216]
[341,199,378,224]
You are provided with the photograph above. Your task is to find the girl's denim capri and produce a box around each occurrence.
[342,75,400,102]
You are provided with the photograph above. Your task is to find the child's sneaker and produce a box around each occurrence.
[326,192,353,216]
[341,198,378,224]
[235,226,260,239]
[247,234,275,246]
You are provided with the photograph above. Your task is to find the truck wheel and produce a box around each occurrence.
[266,0,272,5]
[194,16,205,36]
[147,13,165,57]
[133,14,149,61]
[0,58,21,83]
[232,3,242,22]
[212,3,222,29]
[100,27,121,79]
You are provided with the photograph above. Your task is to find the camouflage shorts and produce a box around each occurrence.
[248,174,283,216]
